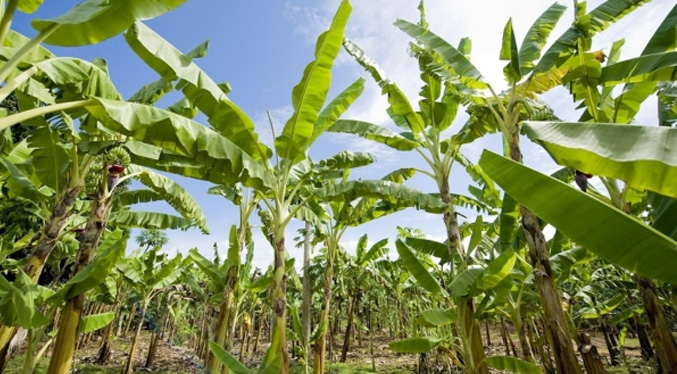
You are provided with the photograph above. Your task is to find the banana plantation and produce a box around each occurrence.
[0,0,675,374]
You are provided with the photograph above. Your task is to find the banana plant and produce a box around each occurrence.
[332,4,511,371]
[116,247,190,374]
[338,235,389,363]
[494,4,677,371]
[389,231,545,374]
[396,2,651,373]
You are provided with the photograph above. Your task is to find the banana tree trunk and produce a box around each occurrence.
[440,178,487,374]
[598,316,619,366]
[509,137,582,374]
[207,286,235,374]
[23,182,84,283]
[578,332,607,374]
[145,307,166,368]
[0,183,84,357]
[124,300,148,374]
[515,319,534,362]
[302,221,312,345]
[124,303,137,337]
[97,290,120,364]
[313,238,334,374]
[47,189,113,374]
[261,237,289,373]
[340,288,358,362]
[637,275,677,374]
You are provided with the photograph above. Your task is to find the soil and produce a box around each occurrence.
[4,325,661,374]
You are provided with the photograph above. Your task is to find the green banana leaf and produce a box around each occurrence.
[600,51,677,85]
[84,98,274,191]
[50,229,128,301]
[108,211,192,231]
[209,342,252,374]
[478,150,677,284]
[33,57,121,100]
[517,3,567,76]
[0,158,46,203]
[534,0,648,74]
[642,3,677,55]
[404,237,451,263]
[342,37,424,133]
[484,356,543,374]
[78,312,114,334]
[395,240,444,295]
[0,271,50,328]
[17,0,44,14]
[311,78,365,143]
[316,180,446,214]
[327,119,418,150]
[275,0,351,161]
[32,0,189,46]
[24,126,70,193]
[124,22,270,160]
[449,266,483,297]
[522,122,677,198]
[117,189,163,206]
[127,165,209,233]
[394,19,486,89]
[475,250,516,291]
[1,30,54,66]
[389,337,442,354]
[188,249,225,288]
[417,309,458,327]
[317,151,375,170]
[500,19,521,81]
[649,192,677,240]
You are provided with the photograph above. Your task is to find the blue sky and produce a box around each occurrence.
[10,0,673,270]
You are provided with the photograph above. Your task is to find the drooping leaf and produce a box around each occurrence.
[275,0,352,161]
[599,51,677,85]
[484,355,543,374]
[395,239,444,295]
[127,165,209,233]
[108,211,192,231]
[327,119,418,150]
[649,192,677,240]
[343,37,425,133]
[209,342,252,374]
[0,271,49,328]
[405,237,451,263]
[32,0,189,46]
[449,266,483,297]
[523,122,677,198]
[85,98,274,191]
[318,151,375,170]
[25,126,70,192]
[417,309,458,327]
[316,180,446,214]
[78,312,114,333]
[188,248,225,288]
[478,150,677,284]
[475,250,516,291]
[389,337,442,354]
[395,19,486,89]
[124,22,270,160]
